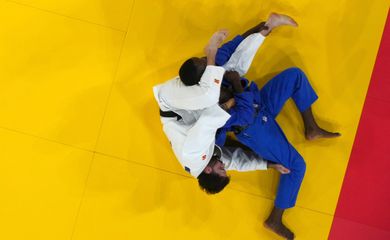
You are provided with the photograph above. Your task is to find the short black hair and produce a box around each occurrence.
[197,172,230,194]
[179,58,202,86]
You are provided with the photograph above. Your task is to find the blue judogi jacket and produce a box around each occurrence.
[215,35,261,146]
[215,81,263,146]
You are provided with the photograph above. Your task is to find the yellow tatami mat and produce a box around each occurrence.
[71,153,333,240]
[0,0,389,239]
[0,128,93,240]
[4,0,134,31]
[0,0,125,150]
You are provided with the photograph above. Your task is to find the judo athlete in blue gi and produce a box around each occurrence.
[215,64,340,239]
[177,13,337,240]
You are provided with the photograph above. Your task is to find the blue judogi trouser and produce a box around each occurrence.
[236,68,318,209]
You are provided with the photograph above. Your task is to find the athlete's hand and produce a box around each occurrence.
[224,71,240,84]
[224,71,244,94]
[204,29,229,55]
[268,163,291,174]
[220,98,236,111]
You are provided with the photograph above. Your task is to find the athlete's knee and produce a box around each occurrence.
[279,67,305,83]
[284,67,305,77]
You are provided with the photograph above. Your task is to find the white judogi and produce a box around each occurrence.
[155,66,225,113]
[223,33,265,76]
[153,33,267,178]
[154,66,229,177]
[212,145,267,171]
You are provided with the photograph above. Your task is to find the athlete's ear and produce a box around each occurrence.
[204,166,212,174]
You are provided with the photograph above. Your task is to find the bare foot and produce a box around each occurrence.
[305,127,341,141]
[266,13,298,30]
[264,218,295,239]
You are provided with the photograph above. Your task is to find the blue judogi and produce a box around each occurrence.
[215,37,318,209]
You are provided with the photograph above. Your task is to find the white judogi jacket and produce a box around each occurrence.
[154,66,229,177]
[153,33,266,178]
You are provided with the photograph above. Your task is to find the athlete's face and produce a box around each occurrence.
[209,158,227,177]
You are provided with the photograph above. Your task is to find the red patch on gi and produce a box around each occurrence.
[214,79,220,84]
[202,154,207,160]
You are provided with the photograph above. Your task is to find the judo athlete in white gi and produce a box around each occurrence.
[153,18,274,178]
[154,30,271,177]
[154,13,324,240]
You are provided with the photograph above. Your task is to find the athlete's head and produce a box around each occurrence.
[179,57,207,86]
[197,155,230,194]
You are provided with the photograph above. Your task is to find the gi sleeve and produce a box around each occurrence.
[224,91,255,128]
[216,35,245,66]
[221,147,267,171]
[222,33,265,76]
[154,66,225,111]
[215,128,228,146]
